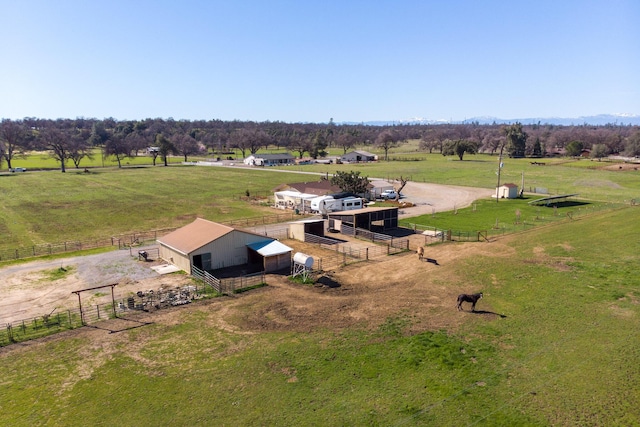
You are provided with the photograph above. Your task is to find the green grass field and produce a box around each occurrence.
[1,150,640,425]
[0,164,314,251]
[1,207,639,425]
[2,149,638,253]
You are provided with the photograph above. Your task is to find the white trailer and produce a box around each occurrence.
[311,195,363,215]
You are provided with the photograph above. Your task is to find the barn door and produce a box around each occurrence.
[193,253,212,271]
[201,253,212,270]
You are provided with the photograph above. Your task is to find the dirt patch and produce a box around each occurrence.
[0,247,193,324]
[0,182,503,353]
[0,238,512,341]
[397,181,495,217]
[601,163,640,172]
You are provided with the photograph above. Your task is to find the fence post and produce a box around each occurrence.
[366,248,369,260]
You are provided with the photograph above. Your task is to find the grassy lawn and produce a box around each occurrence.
[400,196,614,234]
[1,207,639,425]
[0,165,312,251]
[279,152,639,204]
[1,147,639,425]
[2,148,638,255]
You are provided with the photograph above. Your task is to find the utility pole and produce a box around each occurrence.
[496,144,504,203]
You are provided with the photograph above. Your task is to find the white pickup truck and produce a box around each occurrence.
[379,189,398,200]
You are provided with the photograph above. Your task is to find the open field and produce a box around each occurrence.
[1,151,638,255]
[0,165,309,251]
[277,153,640,204]
[1,151,640,425]
[0,207,639,425]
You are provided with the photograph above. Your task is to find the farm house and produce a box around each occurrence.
[243,153,295,166]
[157,218,292,275]
[275,179,342,196]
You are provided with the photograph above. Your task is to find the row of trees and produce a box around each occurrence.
[1,117,639,171]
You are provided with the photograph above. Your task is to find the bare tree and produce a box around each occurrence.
[173,133,203,162]
[394,176,409,201]
[375,129,400,161]
[229,129,252,158]
[0,119,29,170]
[289,132,313,159]
[67,127,93,168]
[335,130,357,154]
[39,127,70,172]
[104,133,132,168]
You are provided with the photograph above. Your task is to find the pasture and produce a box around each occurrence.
[0,165,308,251]
[0,207,639,425]
[1,150,638,255]
[1,150,639,425]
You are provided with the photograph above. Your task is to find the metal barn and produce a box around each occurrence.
[158,218,292,274]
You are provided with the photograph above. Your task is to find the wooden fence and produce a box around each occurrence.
[0,280,225,347]
[0,212,300,262]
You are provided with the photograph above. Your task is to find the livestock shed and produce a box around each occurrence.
[157,218,292,274]
[246,240,292,272]
[289,219,326,242]
[495,183,519,199]
[341,150,377,163]
[327,206,398,235]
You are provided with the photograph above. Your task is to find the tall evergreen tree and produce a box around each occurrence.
[504,123,527,158]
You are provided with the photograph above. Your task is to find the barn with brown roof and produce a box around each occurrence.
[157,218,292,275]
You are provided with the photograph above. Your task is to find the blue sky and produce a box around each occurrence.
[1,0,638,123]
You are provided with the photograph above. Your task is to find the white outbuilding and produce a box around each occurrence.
[495,183,519,199]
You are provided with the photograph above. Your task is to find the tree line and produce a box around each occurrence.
[1,117,639,171]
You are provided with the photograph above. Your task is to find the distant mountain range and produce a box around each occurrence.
[351,114,640,126]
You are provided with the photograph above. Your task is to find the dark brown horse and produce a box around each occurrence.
[456,292,483,312]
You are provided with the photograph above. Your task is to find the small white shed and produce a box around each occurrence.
[496,183,519,199]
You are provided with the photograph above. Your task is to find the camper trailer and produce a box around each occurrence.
[311,195,363,215]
